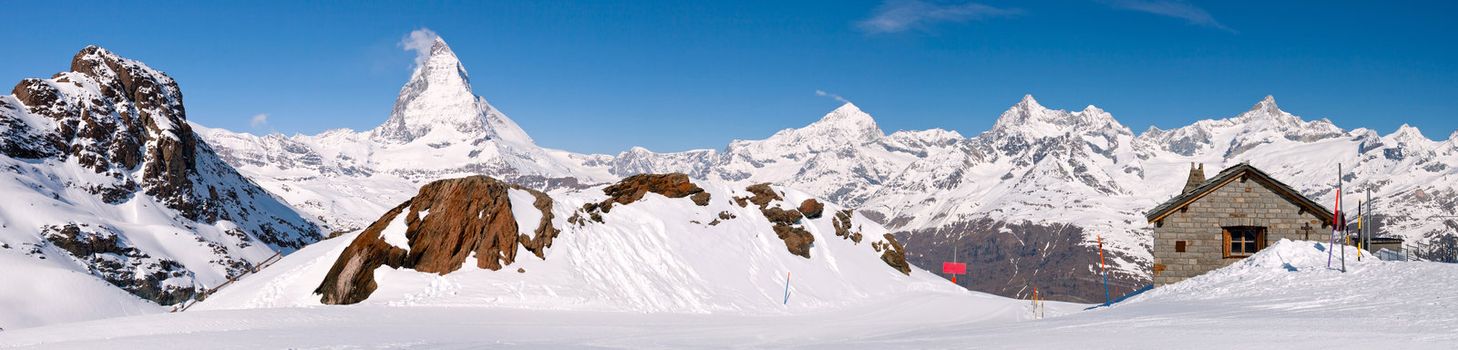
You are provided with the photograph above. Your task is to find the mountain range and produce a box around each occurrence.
[201,35,1458,303]
[4,36,1455,330]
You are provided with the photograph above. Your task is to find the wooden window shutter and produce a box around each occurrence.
[1222,229,1232,258]
[1175,241,1186,252]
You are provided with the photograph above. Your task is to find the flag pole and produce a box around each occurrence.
[1329,163,1339,270]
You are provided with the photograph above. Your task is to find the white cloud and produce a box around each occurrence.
[815,90,850,103]
[1099,0,1234,32]
[249,113,269,129]
[857,0,1020,34]
[400,28,441,68]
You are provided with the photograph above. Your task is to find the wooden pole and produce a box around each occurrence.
[1098,235,1110,305]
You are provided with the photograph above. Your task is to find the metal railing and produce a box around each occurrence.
[171,252,285,312]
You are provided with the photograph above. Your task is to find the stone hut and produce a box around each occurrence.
[1146,163,1335,286]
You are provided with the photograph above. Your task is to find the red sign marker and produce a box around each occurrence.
[942,262,967,275]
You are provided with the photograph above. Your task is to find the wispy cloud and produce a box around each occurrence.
[400,28,441,68]
[249,113,269,129]
[857,0,1021,34]
[1099,0,1234,33]
[815,90,850,103]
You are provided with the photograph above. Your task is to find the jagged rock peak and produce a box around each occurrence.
[373,35,486,143]
[1013,94,1043,111]
[992,94,1124,137]
[1236,95,1302,124]
[1250,95,1280,113]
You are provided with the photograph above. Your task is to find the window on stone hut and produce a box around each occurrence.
[1175,241,1186,252]
[1222,226,1266,258]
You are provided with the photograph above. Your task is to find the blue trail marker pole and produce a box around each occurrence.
[783,272,791,305]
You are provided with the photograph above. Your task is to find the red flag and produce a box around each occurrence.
[942,262,967,275]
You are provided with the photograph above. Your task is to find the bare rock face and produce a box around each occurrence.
[315,203,411,305]
[798,199,824,219]
[41,223,194,304]
[315,175,557,305]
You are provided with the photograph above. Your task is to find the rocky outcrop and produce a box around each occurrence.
[734,184,815,258]
[735,183,781,208]
[832,209,863,244]
[601,173,710,208]
[41,223,196,304]
[315,176,557,304]
[798,199,824,219]
[315,203,410,305]
[577,173,711,224]
[1,46,320,308]
[872,233,911,275]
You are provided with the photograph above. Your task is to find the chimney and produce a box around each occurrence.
[1182,163,1205,194]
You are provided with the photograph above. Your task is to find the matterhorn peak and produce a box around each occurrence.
[370,34,533,145]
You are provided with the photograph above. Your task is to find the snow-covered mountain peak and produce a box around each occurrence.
[803,102,880,136]
[1235,95,1300,123]
[371,35,517,144]
[759,102,884,148]
[1014,93,1042,110]
[1383,124,1435,148]
[1251,94,1279,112]
[990,95,1127,139]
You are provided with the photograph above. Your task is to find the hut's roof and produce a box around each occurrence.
[1146,163,1336,225]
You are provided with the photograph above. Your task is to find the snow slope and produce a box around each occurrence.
[196,180,954,314]
[3,240,1452,349]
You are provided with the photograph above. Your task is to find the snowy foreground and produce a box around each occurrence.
[2,240,1454,349]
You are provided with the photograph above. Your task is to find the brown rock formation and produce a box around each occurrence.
[873,233,912,275]
[774,225,815,258]
[832,209,863,244]
[315,203,411,305]
[798,199,824,219]
[315,176,557,304]
[580,173,710,222]
[738,183,781,208]
[736,184,815,259]
[601,173,708,206]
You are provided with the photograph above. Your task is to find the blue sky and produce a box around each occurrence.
[3,1,1456,153]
